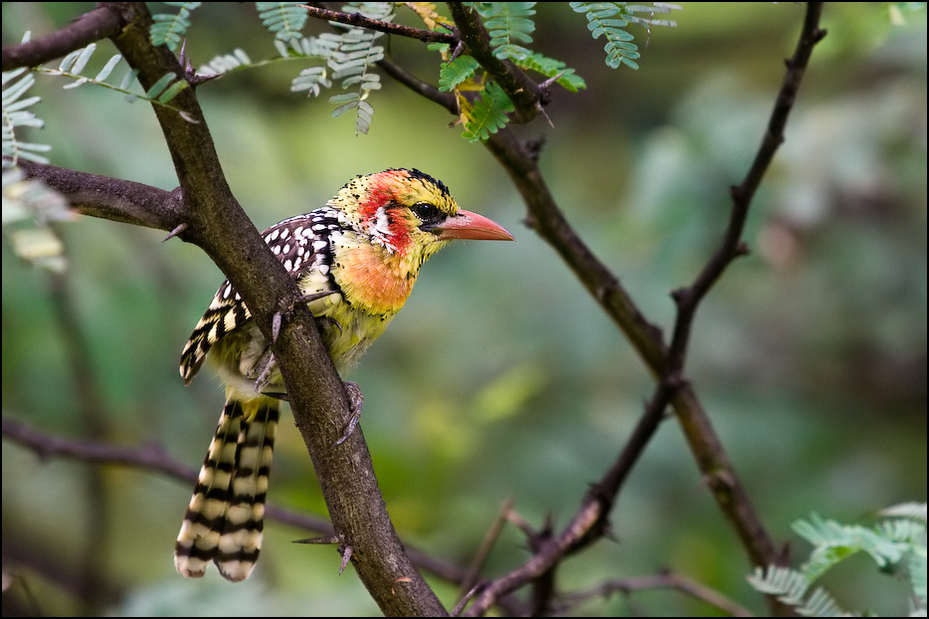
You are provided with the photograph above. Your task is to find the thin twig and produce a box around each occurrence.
[558,571,753,617]
[459,498,515,596]
[300,4,458,45]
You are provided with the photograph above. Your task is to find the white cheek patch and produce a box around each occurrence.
[374,206,392,237]
[372,206,398,253]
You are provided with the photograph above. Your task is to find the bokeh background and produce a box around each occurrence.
[2,2,926,616]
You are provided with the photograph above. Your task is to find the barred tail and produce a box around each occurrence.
[175,396,279,582]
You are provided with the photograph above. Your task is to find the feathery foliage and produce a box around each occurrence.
[150,2,201,51]
[438,55,481,92]
[257,2,308,41]
[33,42,189,110]
[460,80,514,142]
[154,2,672,140]
[469,2,537,62]
[2,67,49,165]
[180,2,389,134]
[437,2,596,140]
[197,49,253,77]
[9,3,679,143]
[569,2,679,70]
[2,29,191,169]
[1,167,73,273]
[747,504,928,617]
[325,2,391,135]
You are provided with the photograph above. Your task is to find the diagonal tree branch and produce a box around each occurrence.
[6,2,447,614]
[432,3,825,616]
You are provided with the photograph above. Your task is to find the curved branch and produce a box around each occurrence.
[12,160,183,231]
[1,5,125,72]
[668,2,828,366]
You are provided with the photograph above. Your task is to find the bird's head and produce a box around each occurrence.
[330,168,513,259]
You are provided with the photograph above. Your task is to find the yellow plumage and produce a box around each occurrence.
[174,169,513,581]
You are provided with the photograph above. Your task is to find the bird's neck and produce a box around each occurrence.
[335,239,421,316]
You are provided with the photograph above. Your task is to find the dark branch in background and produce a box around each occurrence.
[3,416,195,481]
[0,5,123,71]
[0,416,473,591]
[557,571,753,617]
[44,252,114,614]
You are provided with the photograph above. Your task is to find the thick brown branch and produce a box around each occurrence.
[104,4,446,614]
[1,5,125,72]
[13,160,182,231]
[7,3,446,614]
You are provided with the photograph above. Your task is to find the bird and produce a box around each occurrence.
[173,168,514,582]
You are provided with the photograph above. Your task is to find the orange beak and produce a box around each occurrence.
[434,209,514,241]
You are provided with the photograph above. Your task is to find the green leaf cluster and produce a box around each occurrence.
[460,81,514,142]
[569,2,679,69]
[13,2,680,143]
[438,2,600,141]
[36,43,188,108]
[150,2,201,51]
[180,2,389,134]
[470,1,537,61]
[2,65,48,165]
[257,1,308,41]
[747,504,928,617]
[2,31,191,163]
[325,2,391,135]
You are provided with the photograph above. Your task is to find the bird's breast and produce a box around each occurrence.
[333,240,418,316]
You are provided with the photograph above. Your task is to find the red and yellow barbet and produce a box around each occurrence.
[174,168,513,581]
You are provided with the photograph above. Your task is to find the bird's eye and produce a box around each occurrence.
[410,202,443,226]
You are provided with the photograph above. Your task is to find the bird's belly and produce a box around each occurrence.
[318,302,395,373]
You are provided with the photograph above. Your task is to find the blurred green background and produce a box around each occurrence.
[2,2,926,616]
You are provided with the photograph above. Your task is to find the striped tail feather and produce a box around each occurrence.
[175,396,279,582]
